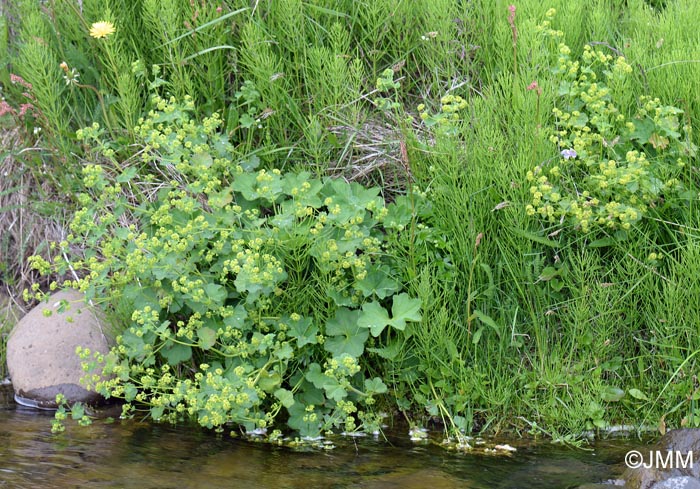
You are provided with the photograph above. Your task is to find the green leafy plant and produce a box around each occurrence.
[417,94,469,137]
[526,12,696,236]
[51,393,92,433]
[31,96,428,438]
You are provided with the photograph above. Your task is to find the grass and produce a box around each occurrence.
[0,288,25,380]
[1,0,700,441]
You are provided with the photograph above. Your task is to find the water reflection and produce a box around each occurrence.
[0,386,634,488]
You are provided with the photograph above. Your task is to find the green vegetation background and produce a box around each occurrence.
[1,0,700,443]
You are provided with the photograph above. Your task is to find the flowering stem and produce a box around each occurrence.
[74,82,116,138]
[508,5,518,77]
[534,93,541,155]
[527,81,542,155]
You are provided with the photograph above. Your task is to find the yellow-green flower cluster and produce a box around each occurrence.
[534,8,564,40]
[134,95,237,192]
[527,12,691,234]
[76,122,104,144]
[324,354,361,378]
[417,94,468,133]
[547,46,631,156]
[315,229,381,295]
[81,164,105,189]
[229,247,287,296]
[439,94,468,115]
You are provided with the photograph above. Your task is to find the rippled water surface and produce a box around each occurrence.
[0,385,640,488]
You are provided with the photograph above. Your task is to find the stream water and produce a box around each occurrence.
[0,385,641,488]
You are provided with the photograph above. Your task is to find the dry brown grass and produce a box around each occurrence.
[0,126,70,306]
[327,116,424,201]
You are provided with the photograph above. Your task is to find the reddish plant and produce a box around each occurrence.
[508,5,518,76]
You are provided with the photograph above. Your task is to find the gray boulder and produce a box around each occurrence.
[6,289,113,408]
[624,430,700,489]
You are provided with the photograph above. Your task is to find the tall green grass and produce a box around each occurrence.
[398,0,700,438]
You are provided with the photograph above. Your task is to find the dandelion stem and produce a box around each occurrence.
[74,82,116,140]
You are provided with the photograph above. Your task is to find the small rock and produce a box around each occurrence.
[6,289,113,408]
[494,444,517,452]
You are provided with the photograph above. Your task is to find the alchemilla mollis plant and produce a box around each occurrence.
[526,9,696,236]
[29,95,431,438]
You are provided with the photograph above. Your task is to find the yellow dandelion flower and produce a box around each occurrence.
[90,21,115,39]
